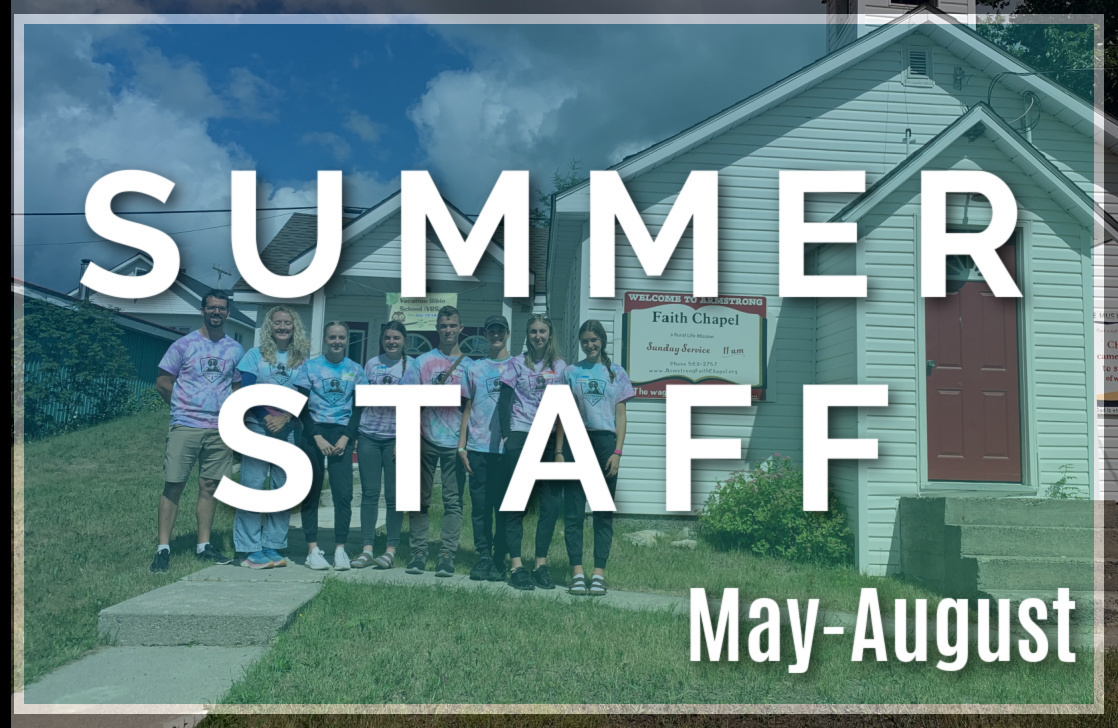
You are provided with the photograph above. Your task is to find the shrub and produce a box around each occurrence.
[19,299,139,439]
[696,455,854,566]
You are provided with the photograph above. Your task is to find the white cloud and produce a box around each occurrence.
[343,111,387,143]
[21,26,287,290]
[407,25,822,211]
[300,131,352,162]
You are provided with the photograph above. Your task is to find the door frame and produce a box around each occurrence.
[915,219,1037,494]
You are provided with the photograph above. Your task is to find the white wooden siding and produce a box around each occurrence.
[546,25,1102,572]
[853,135,1093,574]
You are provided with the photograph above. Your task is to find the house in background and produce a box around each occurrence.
[231,193,548,362]
[67,253,257,345]
[546,3,1114,575]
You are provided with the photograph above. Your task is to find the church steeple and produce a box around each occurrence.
[825,1,977,54]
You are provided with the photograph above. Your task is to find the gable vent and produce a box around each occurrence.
[909,49,928,77]
[904,47,934,87]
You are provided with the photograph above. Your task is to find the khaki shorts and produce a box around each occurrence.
[164,425,235,484]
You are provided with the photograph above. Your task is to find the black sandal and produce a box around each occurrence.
[568,573,588,596]
[589,574,607,596]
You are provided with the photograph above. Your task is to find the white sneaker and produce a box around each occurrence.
[305,547,330,570]
[334,548,351,571]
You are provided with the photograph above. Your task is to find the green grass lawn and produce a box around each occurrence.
[18,409,237,687]
[403,500,938,616]
[14,410,984,693]
[220,580,1096,706]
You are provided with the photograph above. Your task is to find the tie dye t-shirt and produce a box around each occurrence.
[462,356,512,453]
[563,361,636,432]
[400,349,471,448]
[292,355,368,426]
[358,354,406,439]
[158,330,245,429]
[236,347,303,424]
[499,354,567,433]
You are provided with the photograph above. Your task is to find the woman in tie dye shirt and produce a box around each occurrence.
[233,305,309,569]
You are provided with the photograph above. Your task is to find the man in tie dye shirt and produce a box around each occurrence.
[399,305,472,577]
[150,290,244,573]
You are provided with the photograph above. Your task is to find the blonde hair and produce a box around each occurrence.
[523,314,561,372]
[260,305,310,369]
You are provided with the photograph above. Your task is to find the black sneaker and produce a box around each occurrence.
[196,544,232,565]
[150,549,170,573]
[531,565,555,590]
[508,566,535,591]
[435,553,455,577]
[470,556,492,581]
[406,551,427,574]
[488,558,508,582]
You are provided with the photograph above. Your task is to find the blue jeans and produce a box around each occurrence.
[233,419,297,553]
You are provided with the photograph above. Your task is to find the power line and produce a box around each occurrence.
[13,205,370,216]
[13,211,292,248]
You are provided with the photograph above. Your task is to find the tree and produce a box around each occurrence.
[977,1,1115,115]
[530,160,586,228]
[19,299,139,439]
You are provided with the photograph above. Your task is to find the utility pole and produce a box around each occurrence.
[212,264,232,286]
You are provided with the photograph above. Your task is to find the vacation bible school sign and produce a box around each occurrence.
[386,293,458,331]
[622,291,767,398]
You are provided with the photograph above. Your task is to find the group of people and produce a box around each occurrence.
[150,290,634,596]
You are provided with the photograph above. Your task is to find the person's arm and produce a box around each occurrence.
[553,421,566,462]
[457,399,474,475]
[155,371,176,404]
[498,383,514,440]
[296,385,325,445]
[337,399,361,452]
[604,402,627,478]
[239,372,272,425]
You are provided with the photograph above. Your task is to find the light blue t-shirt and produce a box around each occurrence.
[292,355,368,425]
[563,360,635,432]
[236,347,304,423]
[462,356,512,453]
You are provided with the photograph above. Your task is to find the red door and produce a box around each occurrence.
[925,244,1021,482]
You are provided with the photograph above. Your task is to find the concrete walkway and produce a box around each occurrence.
[19,489,1113,717]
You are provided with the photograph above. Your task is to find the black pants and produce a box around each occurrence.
[356,435,401,548]
[503,431,563,561]
[563,431,619,570]
[299,423,355,545]
[467,451,508,560]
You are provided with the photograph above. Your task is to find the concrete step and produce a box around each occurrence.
[944,498,1114,528]
[958,524,1104,559]
[21,645,265,705]
[98,580,320,647]
[971,555,1099,592]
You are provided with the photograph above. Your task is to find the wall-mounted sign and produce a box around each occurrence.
[622,291,767,399]
[1097,309,1118,415]
[386,293,458,332]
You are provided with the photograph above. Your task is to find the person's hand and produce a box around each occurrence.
[263,414,286,433]
[604,454,620,478]
[334,435,350,456]
[314,435,333,457]
[459,449,473,475]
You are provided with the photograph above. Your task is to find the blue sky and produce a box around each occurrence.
[18,21,825,291]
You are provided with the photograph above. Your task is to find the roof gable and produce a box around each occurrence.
[73,253,254,325]
[553,6,1106,217]
[830,101,1118,240]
